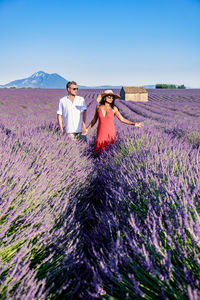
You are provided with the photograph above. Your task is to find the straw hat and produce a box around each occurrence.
[97,90,120,103]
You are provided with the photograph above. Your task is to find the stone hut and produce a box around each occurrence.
[120,86,148,102]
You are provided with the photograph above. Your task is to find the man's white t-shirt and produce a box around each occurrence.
[57,95,87,133]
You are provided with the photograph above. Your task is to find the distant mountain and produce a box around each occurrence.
[80,85,155,89]
[143,85,155,89]
[0,71,156,89]
[89,85,122,89]
[0,71,69,89]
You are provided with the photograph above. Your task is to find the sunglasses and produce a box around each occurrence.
[72,87,78,90]
[107,95,114,99]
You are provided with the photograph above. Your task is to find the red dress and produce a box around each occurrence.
[94,107,116,152]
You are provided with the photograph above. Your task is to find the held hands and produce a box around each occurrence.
[81,125,88,135]
[81,129,88,136]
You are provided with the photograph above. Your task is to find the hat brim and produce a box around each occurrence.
[97,92,120,103]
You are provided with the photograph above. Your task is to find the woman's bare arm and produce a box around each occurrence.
[114,106,144,127]
[86,106,99,131]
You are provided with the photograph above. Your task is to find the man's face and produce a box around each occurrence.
[68,84,78,96]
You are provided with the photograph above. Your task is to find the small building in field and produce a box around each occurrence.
[120,86,148,102]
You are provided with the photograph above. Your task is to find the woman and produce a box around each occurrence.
[85,90,144,152]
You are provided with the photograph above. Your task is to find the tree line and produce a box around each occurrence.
[156,84,186,89]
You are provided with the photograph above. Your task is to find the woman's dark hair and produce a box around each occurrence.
[99,95,120,111]
[100,95,115,108]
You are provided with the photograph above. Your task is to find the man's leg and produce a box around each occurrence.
[69,133,87,142]
[68,133,77,140]
[75,133,87,142]
[79,133,87,142]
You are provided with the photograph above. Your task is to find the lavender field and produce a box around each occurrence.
[0,88,200,299]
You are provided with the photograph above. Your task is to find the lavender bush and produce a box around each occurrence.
[0,88,199,299]
[95,128,199,299]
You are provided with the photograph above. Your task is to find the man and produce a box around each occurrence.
[57,81,87,141]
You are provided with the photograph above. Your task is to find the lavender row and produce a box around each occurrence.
[0,127,94,298]
[88,127,200,298]
[0,88,200,298]
[1,127,198,298]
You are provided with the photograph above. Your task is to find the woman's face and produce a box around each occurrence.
[105,95,114,104]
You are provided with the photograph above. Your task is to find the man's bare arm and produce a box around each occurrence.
[57,114,64,133]
[81,110,87,134]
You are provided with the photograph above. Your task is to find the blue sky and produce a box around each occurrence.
[0,0,200,87]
